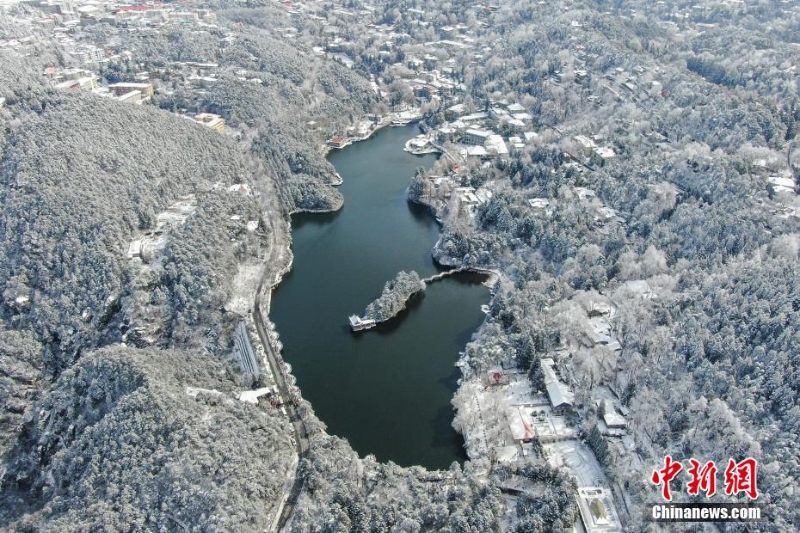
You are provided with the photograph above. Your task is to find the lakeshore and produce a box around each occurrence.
[322,110,423,155]
[269,124,490,469]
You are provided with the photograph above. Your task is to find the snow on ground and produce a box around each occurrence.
[505,377,540,406]
[544,440,606,487]
[239,387,274,404]
[185,386,222,398]
[499,495,518,532]
[453,380,492,459]
[591,384,617,402]
[226,261,265,316]
[529,406,576,440]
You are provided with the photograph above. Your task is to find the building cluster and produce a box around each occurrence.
[46,59,229,127]
[455,285,636,531]
[458,349,623,532]
[2,0,236,131]
[44,64,152,103]
[403,101,539,162]
[14,0,217,29]
[3,0,220,60]
[290,1,538,165]
[47,66,97,90]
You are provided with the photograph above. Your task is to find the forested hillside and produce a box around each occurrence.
[0,53,299,530]
[0,346,295,532]
[0,327,43,459]
[3,0,800,529]
[110,22,377,213]
[0,53,255,372]
[287,435,503,532]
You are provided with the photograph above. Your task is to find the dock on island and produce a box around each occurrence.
[348,269,481,332]
[349,315,376,331]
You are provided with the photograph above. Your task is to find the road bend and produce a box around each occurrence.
[252,171,311,532]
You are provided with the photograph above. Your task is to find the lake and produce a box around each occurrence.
[270,124,489,470]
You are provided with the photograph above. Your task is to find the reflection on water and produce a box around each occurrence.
[270,125,489,470]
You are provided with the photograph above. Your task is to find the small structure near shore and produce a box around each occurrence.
[404,134,442,155]
[327,136,347,148]
[349,315,377,331]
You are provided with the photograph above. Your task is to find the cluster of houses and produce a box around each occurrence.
[4,0,237,131]
[455,287,633,530]
[295,1,539,163]
[46,62,228,131]
[460,351,623,532]
[573,134,616,163]
[12,0,217,29]
[45,65,151,102]
[434,102,537,160]
[3,0,221,64]
[491,357,576,448]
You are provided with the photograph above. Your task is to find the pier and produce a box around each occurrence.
[349,315,377,331]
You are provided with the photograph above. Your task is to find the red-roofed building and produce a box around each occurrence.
[485,368,509,386]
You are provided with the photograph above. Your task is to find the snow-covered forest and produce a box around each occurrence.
[0,10,378,528]
[1,0,799,530]
[363,270,426,323]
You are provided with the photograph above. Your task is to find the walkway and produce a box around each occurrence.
[251,164,310,533]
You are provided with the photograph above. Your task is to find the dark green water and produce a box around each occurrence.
[270,124,489,470]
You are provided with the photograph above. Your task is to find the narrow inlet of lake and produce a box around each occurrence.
[270,124,489,470]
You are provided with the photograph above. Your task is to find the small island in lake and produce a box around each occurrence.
[349,270,426,331]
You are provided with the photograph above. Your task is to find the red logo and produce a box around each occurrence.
[652,457,758,501]
[687,459,717,497]
[724,458,759,500]
[651,455,683,501]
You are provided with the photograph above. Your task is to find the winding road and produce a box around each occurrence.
[252,173,310,532]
